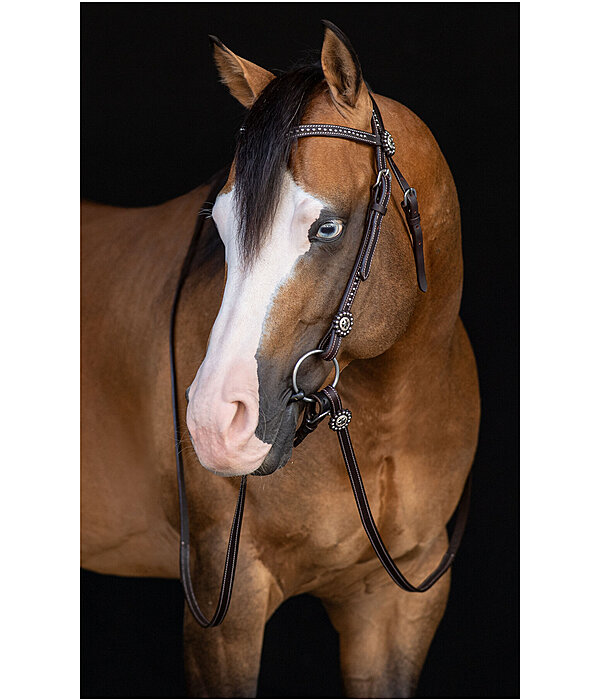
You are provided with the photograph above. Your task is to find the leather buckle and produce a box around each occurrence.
[292,393,333,447]
[373,168,389,189]
[306,395,332,425]
[403,187,417,209]
[370,169,389,216]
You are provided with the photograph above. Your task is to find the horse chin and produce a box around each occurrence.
[251,402,300,476]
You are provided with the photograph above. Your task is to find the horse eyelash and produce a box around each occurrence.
[199,203,214,219]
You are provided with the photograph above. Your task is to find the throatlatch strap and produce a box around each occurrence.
[319,385,471,592]
[170,170,246,627]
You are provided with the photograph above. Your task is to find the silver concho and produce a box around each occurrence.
[332,311,354,337]
[382,131,396,157]
[329,409,352,431]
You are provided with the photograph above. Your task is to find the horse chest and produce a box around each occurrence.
[248,468,404,590]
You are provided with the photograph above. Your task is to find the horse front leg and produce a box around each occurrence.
[183,550,281,698]
[321,535,451,699]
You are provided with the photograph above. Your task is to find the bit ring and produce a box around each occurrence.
[292,349,340,403]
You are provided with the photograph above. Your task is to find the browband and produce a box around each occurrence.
[290,122,381,148]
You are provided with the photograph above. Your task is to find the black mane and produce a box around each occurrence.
[234,62,324,264]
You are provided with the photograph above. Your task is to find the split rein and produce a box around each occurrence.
[170,97,472,627]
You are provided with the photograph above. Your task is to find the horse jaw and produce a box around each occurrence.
[186,173,325,476]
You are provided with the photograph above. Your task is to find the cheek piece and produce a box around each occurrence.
[170,97,472,628]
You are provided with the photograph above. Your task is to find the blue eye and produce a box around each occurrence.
[316,220,344,240]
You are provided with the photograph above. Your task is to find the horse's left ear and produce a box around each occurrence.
[209,35,275,109]
[320,20,371,120]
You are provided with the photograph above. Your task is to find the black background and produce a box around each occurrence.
[81,3,518,698]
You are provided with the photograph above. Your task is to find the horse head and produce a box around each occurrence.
[186,23,458,477]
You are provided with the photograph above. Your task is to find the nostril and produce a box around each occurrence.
[229,400,251,438]
[186,377,269,473]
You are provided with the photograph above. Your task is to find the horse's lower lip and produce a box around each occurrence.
[251,402,300,476]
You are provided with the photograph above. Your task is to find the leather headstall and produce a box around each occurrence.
[289,97,427,365]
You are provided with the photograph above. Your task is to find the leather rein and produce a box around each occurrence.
[170,96,472,627]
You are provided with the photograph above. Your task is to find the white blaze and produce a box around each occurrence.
[186,172,326,475]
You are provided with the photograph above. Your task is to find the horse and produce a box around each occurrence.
[81,21,480,698]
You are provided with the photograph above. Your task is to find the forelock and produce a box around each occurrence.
[233,62,325,265]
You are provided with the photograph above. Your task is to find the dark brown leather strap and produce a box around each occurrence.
[317,385,471,592]
[178,477,247,626]
[401,188,428,293]
[370,100,428,292]
[170,170,247,627]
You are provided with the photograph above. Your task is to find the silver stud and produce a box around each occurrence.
[382,131,396,157]
[329,409,352,431]
[333,311,354,337]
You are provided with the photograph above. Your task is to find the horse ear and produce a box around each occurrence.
[209,35,275,109]
[320,21,371,118]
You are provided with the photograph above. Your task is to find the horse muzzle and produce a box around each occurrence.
[186,361,272,476]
